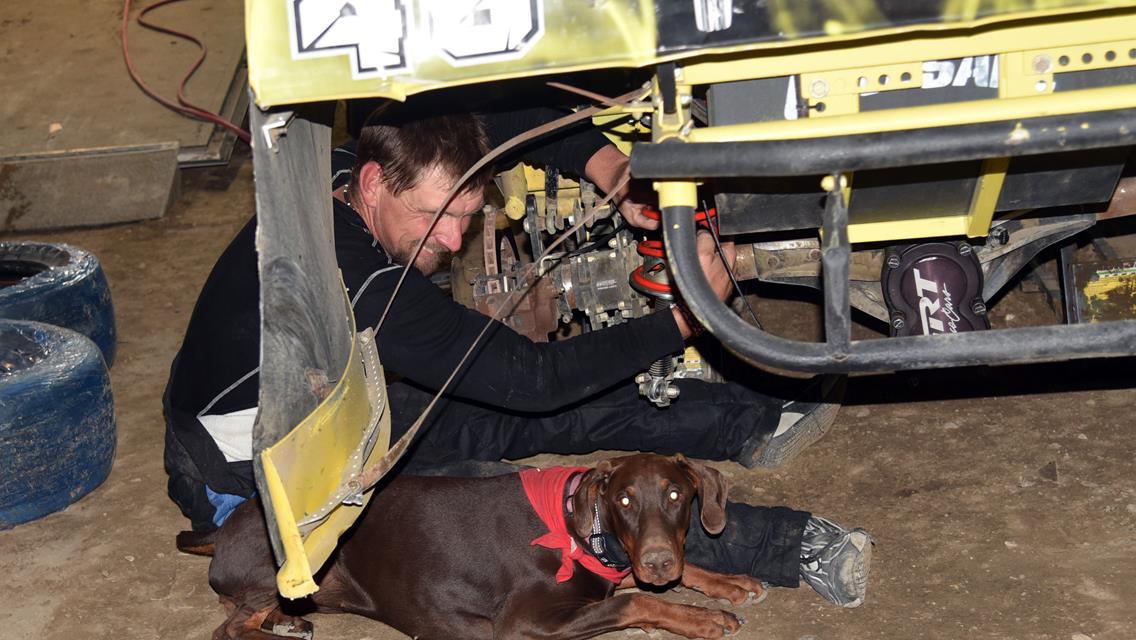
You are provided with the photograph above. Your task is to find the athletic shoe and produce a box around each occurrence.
[799,515,873,608]
[737,374,845,468]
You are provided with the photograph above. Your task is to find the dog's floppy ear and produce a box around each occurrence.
[594,457,628,494]
[594,458,614,487]
[675,454,729,535]
[571,458,622,539]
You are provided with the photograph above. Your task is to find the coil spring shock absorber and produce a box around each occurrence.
[629,206,717,408]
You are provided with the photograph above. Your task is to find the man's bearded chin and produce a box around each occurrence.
[396,241,453,275]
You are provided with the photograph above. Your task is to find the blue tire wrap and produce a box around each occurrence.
[0,320,116,528]
[0,242,117,366]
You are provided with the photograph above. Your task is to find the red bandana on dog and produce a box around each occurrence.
[520,466,631,584]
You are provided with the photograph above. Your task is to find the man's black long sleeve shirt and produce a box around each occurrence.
[168,126,683,421]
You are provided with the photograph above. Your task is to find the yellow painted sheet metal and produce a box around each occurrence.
[682,10,1136,86]
[259,325,391,599]
[686,84,1136,144]
[245,0,1135,108]
[245,0,656,107]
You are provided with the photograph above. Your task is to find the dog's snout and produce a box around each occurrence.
[640,547,678,582]
[643,550,674,572]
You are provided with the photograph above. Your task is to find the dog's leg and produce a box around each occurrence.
[212,593,309,640]
[211,601,278,640]
[176,530,217,556]
[681,564,767,606]
[503,593,741,639]
[263,608,314,640]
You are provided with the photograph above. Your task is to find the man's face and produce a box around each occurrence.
[372,164,483,275]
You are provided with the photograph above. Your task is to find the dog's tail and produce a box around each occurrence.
[175,529,217,556]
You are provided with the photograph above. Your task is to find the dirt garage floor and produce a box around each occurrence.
[2,147,1135,640]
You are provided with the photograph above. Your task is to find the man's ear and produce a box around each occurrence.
[356,161,384,209]
[675,454,729,535]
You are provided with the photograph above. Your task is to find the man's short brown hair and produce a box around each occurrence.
[351,102,494,198]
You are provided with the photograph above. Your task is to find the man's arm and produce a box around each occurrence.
[582,144,655,230]
[483,106,610,178]
[349,231,734,413]
[355,267,685,412]
[484,107,657,229]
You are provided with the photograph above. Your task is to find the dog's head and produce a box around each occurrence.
[571,453,728,586]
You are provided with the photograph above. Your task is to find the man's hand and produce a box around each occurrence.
[584,144,658,230]
[672,230,736,339]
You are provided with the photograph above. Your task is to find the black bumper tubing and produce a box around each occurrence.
[632,108,1136,178]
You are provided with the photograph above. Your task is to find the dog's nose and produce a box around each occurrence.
[641,549,676,577]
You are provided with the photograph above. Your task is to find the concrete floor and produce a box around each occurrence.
[1,0,245,232]
[2,148,1135,640]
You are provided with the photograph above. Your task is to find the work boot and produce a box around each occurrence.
[799,515,873,608]
[738,374,846,468]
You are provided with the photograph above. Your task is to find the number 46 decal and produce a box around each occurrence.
[426,0,545,66]
[290,0,409,77]
[290,0,544,78]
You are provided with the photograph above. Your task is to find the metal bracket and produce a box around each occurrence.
[260,110,296,153]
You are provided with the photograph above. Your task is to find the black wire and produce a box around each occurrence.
[703,200,762,329]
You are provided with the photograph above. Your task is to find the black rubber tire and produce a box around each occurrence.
[0,242,117,366]
[0,320,116,528]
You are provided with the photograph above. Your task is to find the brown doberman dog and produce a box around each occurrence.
[203,453,765,639]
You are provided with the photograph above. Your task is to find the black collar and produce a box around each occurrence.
[563,472,631,571]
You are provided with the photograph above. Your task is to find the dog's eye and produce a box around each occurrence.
[668,490,680,502]
[620,496,631,507]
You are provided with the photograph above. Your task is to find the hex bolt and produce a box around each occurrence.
[820,174,847,192]
[1032,54,1053,74]
[957,242,973,256]
[810,79,829,98]
[886,253,902,269]
[972,300,988,315]
[891,313,906,330]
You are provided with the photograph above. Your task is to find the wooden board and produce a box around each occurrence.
[0,0,246,230]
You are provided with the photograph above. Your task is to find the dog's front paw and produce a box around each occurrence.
[683,569,767,607]
[694,609,741,639]
[719,577,766,607]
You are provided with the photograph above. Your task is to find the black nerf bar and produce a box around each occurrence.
[661,202,1136,373]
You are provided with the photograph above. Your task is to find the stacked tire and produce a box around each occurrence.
[1,242,117,528]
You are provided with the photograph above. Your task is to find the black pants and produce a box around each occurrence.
[167,377,808,587]
[387,378,808,588]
